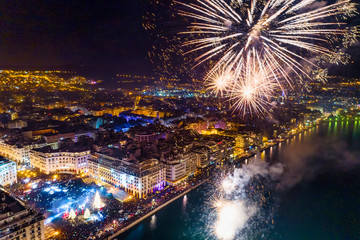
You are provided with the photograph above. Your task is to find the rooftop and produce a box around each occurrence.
[99,148,126,160]
[0,156,12,165]
[0,188,44,234]
[0,191,25,217]
[33,145,90,154]
[1,137,46,147]
[92,151,163,177]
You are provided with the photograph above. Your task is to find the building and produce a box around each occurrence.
[87,106,133,117]
[0,140,51,164]
[0,158,17,187]
[235,134,249,148]
[30,146,90,174]
[74,131,97,142]
[22,129,56,140]
[88,151,166,198]
[206,139,233,165]
[185,119,208,134]
[161,153,187,184]
[183,151,197,176]
[131,108,170,118]
[234,134,249,156]
[42,132,75,144]
[157,141,197,185]
[0,120,27,129]
[160,149,197,185]
[0,189,45,240]
[134,133,155,143]
[191,148,210,168]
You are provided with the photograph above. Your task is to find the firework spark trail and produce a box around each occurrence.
[212,159,284,239]
[205,66,234,97]
[229,51,278,116]
[206,50,279,116]
[176,0,358,115]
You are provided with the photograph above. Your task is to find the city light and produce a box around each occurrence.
[93,191,105,209]
[0,2,358,240]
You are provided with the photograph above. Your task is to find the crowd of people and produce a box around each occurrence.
[58,169,213,239]
[6,167,214,240]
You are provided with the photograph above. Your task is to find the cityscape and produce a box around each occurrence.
[0,1,360,240]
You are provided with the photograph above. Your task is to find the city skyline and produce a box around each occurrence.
[0,1,360,240]
[0,0,359,82]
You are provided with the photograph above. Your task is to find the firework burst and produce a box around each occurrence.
[205,65,234,97]
[207,50,279,115]
[231,50,278,116]
[176,0,358,115]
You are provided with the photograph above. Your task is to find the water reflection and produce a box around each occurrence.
[345,121,349,134]
[260,151,265,161]
[354,121,358,140]
[334,121,338,134]
[122,122,360,240]
[150,214,156,230]
[182,195,188,211]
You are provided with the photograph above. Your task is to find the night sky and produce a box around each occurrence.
[0,0,360,81]
[0,0,153,79]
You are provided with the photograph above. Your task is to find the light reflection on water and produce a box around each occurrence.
[121,122,360,240]
[182,195,188,212]
[354,121,358,139]
[260,151,265,161]
[150,215,156,230]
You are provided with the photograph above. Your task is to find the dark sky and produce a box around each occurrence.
[0,0,359,81]
[0,0,153,79]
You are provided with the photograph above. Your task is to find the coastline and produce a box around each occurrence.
[234,122,320,164]
[108,178,209,240]
[108,121,322,239]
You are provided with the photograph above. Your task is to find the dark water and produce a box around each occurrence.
[120,121,360,240]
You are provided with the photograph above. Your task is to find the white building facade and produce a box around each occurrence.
[0,158,17,186]
[88,153,166,198]
[30,148,90,174]
[0,140,53,164]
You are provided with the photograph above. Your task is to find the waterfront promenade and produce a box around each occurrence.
[109,179,209,240]
[119,120,360,240]
[108,120,322,239]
